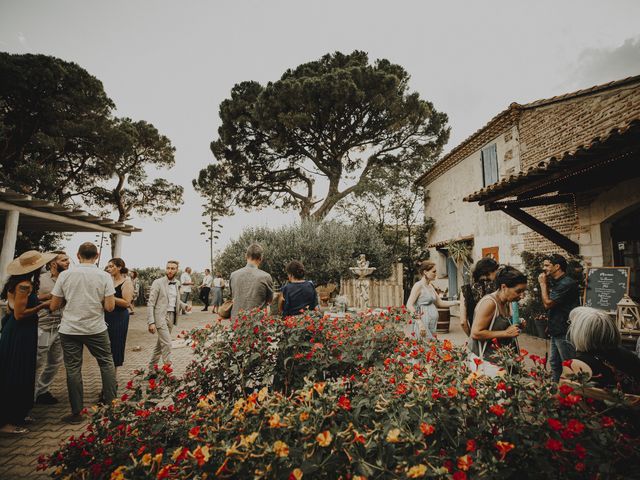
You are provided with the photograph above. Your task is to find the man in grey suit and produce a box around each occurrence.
[229,243,274,319]
[147,260,191,370]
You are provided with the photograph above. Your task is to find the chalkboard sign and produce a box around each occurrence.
[583,267,630,311]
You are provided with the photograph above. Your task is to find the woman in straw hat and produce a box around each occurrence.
[0,250,56,435]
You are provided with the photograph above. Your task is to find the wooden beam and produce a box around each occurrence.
[485,194,574,211]
[500,205,579,255]
[0,201,131,236]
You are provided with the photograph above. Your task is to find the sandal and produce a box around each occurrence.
[0,425,29,435]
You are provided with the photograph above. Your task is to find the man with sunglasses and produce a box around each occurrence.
[538,254,579,382]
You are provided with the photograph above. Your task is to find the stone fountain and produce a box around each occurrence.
[349,254,376,310]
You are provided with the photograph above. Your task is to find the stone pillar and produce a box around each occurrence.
[0,210,20,289]
[112,234,123,258]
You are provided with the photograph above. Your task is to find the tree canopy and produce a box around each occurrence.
[214,221,392,286]
[194,50,449,220]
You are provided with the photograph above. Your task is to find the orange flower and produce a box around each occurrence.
[420,422,435,436]
[374,324,384,332]
[299,411,310,422]
[457,454,473,471]
[495,441,515,461]
[447,386,458,398]
[110,466,126,480]
[289,468,304,480]
[407,464,427,478]
[316,430,333,447]
[273,440,289,457]
[353,430,366,444]
[313,382,326,395]
[269,413,287,428]
[443,339,453,351]
[140,453,152,466]
[192,445,211,467]
[442,353,453,362]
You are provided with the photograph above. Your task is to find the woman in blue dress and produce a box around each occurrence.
[104,258,133,372]
[406,260,459,340]
[0,250,55,435]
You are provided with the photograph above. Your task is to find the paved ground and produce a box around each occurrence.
[0,308,549,479]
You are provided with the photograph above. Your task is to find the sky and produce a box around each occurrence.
[1,0,640,270]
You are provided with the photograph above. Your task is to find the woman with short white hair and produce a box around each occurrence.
[568,306,640,393]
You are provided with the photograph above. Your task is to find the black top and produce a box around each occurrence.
[576,348,640,394]
[113,282,127,312]
[547,274,579,337]
[281,281,318,317]
[461,278,495,328]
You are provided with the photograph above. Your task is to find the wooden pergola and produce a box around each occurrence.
[0,188,141,283]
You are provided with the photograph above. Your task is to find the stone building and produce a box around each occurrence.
[416,75,640,301]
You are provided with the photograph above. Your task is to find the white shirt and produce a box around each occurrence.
[167,281,178,312]
[180,272,192,292]
[202,274,213,288]
[213,277,224,288]
[52,264,115,335]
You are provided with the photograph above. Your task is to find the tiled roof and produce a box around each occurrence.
[463,119,640,203]
[428,235,474,249]
[415,74,640,188]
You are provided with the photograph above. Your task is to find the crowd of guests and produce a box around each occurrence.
[1,241,639,436]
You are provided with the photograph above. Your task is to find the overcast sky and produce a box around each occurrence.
[1,1,639,270]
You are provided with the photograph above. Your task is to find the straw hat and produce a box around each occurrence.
[6,250,57,275]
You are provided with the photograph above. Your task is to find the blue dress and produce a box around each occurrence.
[412,285,439,340]
[0,291,39,425]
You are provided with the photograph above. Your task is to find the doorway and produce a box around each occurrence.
[611,206,640,301]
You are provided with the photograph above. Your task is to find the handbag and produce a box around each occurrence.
[467,296,505,378]
[218,299,233,319]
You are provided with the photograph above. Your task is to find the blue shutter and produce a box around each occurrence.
[481,144,499,186]
[447,256,458,299]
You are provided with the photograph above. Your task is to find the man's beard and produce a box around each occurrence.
[166,273,176,280]
[56,262,68,273]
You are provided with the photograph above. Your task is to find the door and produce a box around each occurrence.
[611,206,640,302]
[447,256,458,300]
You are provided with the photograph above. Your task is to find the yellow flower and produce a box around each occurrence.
[299,411,310,422]
[232,398,245,418]
[140,453,152,466]
[386,428,401,443]
[258,387,268,402]
[407,464,427,478]
[240,432,259,448]
[313,382,326,395]
[269,413,286,428]
[316,430,333,447]
[353,476,368,480]
[273,440,289,457]
[153,453,163,464]
[290,468,304,479]
[110,466,127,480]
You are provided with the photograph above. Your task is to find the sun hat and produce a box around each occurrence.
[6,250,57,275]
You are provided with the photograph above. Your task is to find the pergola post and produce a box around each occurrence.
[112,234,123,258]
[0,210,20,288]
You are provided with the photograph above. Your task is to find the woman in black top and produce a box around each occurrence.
[0,251,55,434]
[567,306,640,394]
[278,261,318,317]
[104,258,133,370]
[460,257,499,336]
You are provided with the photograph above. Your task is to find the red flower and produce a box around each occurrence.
[558,394,582,407]
[148,379,157,390]
[574,443,587,460]
[601,416,615,428]
[520,348,528,356]
[395,383,408,396]
[545,439,563,451]
[496,381,506,391]
[120,393,129,402]
[443,459,454,473]
[389,376,396,384]
[547,418,563,431]
[559,384,574,396]
[566,419,585,435]
[162,364,173,374]
[177,392,188,401]
[453,471,467,480]
[432,388,442,400]
[337,395,351,410]
[466,439,477,452]
[495,441,515,460]
[473,357,483,367]
[489,404,506,416]
[562,359,573,367]
[443,339,453,351]
[457,454,472,471]
[575,462,585,472]
[467,387,478,399]
[447,387,458,398]
[189,426,201,439]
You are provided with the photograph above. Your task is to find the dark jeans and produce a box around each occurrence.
[59,330,117,415]
[199,287,211,309]
[550,335,576,382]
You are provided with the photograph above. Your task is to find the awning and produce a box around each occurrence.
[429,235,474,249]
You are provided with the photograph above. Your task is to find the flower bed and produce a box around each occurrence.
[41,309,639,479]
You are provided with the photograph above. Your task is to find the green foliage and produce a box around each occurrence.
[43,309,640,479]
[214,220,392,286]
[194,50,449,221]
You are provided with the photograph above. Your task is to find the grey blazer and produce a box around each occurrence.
[147,276,187,325]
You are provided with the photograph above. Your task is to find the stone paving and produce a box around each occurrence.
[0,308,549,479]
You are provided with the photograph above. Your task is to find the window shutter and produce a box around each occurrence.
[481,144,498,186]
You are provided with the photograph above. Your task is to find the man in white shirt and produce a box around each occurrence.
[199,268,213,311]
[50,243,116,424]
[147,260,191,372]
[34,251,70,405]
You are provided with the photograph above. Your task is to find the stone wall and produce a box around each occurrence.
[341,263,404,308]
